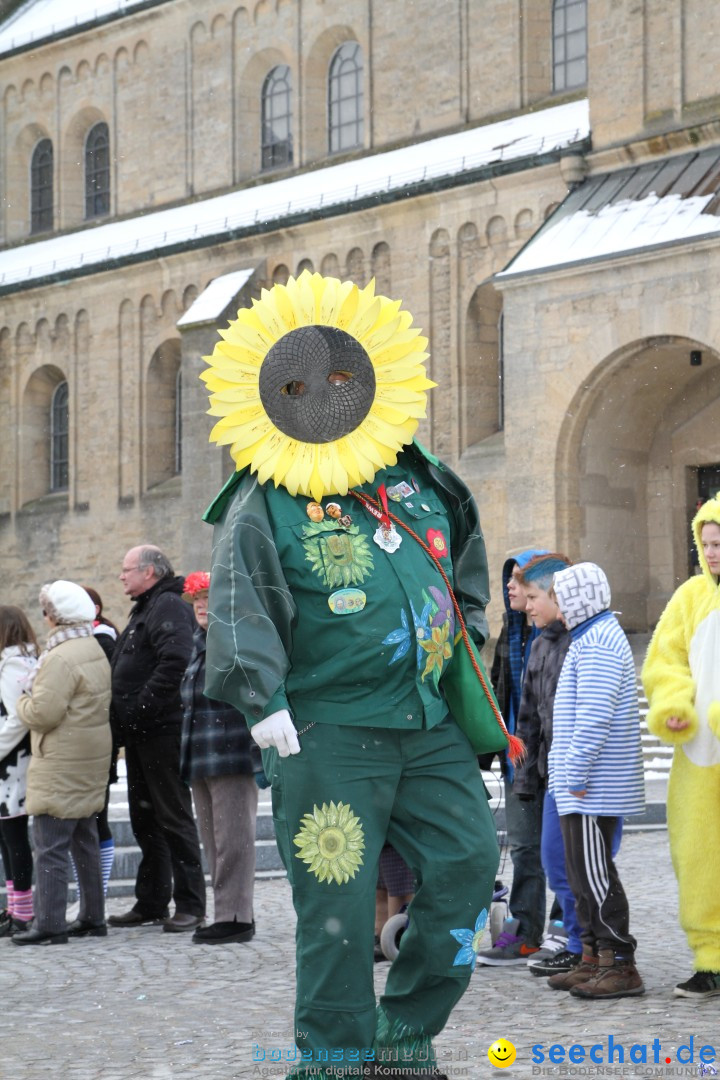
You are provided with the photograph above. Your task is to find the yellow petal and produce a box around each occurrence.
[361,314,405,354]
[269,283,300,333]
[361,412,418,450]
[291,272,317,326]
[369,400,418,426]
[346,428,390,471]
[251,295,290,342]
[346,296,382,341]
[208,400,266,424]
[218,316,273,355]
[207,385,263,405]
[333,282,360,329]
[214,341,265,366]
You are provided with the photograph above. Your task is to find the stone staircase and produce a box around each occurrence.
[98,766,282,898]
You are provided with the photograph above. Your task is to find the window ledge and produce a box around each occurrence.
[18,491,70,515]
[143,474,182,499]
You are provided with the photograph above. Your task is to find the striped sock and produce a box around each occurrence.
[13,888,33,922]
[5,880,14,917]
[100,838,115,896]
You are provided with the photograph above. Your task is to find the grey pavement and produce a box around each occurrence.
[5,828,717,1080]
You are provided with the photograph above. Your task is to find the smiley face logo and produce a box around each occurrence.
[488,1039,516,1068]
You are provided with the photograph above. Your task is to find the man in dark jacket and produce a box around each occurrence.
[108,545,206,932]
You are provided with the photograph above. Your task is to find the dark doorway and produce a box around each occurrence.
[688,464,720,573]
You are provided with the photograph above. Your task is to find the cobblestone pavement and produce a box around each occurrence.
[4,830,717,1080]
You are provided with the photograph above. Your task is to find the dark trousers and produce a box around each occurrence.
[559,812,636,957]
[125,734,206,918]
[0,815,33,891]
[266,718,500,1069]
[33,814,103,932]
[504,781,545,945]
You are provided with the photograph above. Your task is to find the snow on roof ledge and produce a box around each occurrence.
[0,0,148,56]
[0,98,589,292]
[177,268,256,328]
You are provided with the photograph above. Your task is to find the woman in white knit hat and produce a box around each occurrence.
[14,580,112,946]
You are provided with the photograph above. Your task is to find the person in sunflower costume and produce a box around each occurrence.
[202,271,502,1080]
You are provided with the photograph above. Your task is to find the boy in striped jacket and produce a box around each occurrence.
[545,562,645,1000]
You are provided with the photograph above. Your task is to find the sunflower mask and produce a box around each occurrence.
[201,270,435,501]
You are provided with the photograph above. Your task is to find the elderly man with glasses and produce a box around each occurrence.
[108,544,206,932]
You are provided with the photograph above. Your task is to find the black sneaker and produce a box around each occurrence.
[528,948,582,977]
[674,971,720,998]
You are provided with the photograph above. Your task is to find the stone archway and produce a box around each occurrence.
[556,335,720,629]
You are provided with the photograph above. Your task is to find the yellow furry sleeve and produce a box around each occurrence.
[642,580,699,745]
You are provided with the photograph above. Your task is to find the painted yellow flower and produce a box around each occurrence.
[293,800,365,885]
[201,270,434,501]
[419,620,452,682]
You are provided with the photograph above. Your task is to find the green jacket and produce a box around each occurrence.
[203,441,489,730]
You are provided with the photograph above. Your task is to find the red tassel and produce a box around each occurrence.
[506,733,526,765]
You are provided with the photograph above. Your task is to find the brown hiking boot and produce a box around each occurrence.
[547,948,598,991]
[570,949,645,999]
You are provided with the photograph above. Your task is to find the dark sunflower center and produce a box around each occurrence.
[258,325,376,443]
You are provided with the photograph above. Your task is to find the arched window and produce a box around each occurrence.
[175,368,182,475]
[553,0,587,92]
[50,381,69,491]
[261,65,293,170]
[85,122,110,219]
[146,340,181,489]
[30,138,53,234]
[328,42,363,153]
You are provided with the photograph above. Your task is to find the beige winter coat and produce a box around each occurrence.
[17,635,112,819]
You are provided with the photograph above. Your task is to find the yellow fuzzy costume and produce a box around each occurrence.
[642,493,720,973]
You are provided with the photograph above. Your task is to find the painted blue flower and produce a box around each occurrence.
[411,598,432,667]
[383,599,433,667]
[450,908,488,970]
[383,607,411,664]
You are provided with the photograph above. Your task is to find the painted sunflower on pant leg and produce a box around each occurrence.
[201,270,434,501]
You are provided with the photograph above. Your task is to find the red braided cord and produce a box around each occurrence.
[349,489,523,760]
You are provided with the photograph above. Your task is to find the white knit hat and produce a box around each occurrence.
[39,580,96,625]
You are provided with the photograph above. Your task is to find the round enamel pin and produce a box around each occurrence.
[328,588,367,615]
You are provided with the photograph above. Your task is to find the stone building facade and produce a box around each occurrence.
[1,0,719,635]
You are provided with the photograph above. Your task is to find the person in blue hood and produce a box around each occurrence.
[478,548,547,965]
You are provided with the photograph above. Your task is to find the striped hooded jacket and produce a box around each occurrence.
[548,563,645,817]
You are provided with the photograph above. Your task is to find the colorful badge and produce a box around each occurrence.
[328,588,367,615]
[426,528,448,558]
[302,520,374,588]
[374,524,402,553]
[386,485,404,502]
[325,502,342,519]
[306,501,324,521]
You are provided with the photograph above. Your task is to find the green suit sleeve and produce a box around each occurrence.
[204,472,297,727]
[424,454,490,646]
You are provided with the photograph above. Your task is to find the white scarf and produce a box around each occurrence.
[25,623,94,689]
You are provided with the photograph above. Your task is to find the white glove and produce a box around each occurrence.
[251,708,301,757]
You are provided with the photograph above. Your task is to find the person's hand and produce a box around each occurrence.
[251,709,300,757]
[666,716,689,732]
[569,789,587,798]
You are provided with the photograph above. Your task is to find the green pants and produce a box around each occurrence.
[264,717,499,1076]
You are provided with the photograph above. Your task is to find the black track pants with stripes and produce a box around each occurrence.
[559,812,636,957]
